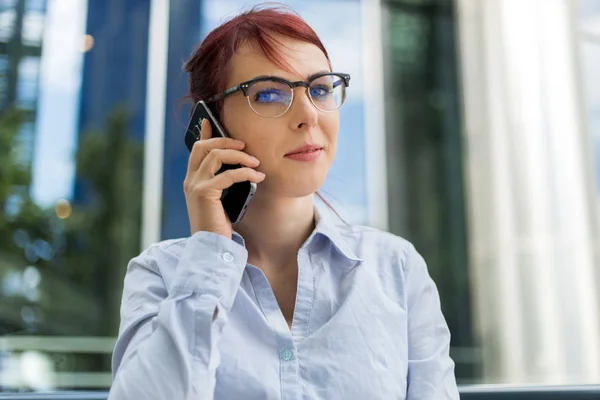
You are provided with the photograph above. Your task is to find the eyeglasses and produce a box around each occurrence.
[207,72,351,118]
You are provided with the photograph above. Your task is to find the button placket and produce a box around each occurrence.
[280,349,294,361]
[290,250,315,342]
[246,267,301,398]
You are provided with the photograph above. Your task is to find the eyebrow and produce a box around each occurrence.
[250,70,332,82]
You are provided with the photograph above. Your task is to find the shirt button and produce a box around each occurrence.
[280,349,293,361]
[222,252,234,263]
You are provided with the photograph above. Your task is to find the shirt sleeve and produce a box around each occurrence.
[404,243,460,399]
[108,231,248,400]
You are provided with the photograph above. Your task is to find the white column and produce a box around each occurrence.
[141,0,170,250]
[456,0,600,384]
[361,0,389,231]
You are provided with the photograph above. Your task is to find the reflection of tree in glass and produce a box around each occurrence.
[64,105,143,338]
[0,104,143,386]
[1,106,142,382]
[0,107,55,335]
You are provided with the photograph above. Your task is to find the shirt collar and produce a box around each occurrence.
[312,206,363,263]
[231,205,363,263]
[231,231,245,248]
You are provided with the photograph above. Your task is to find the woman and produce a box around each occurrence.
[109,5,459,400]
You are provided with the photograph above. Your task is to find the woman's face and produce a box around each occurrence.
[221,36,339,199]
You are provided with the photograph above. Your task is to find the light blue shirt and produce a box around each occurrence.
[109,208,459,399]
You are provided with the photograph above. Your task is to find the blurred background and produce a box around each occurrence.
[0,0,599,392]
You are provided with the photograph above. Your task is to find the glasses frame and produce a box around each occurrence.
[207,72,351,118]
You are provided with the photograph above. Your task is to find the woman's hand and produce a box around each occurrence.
[183,118,265,239]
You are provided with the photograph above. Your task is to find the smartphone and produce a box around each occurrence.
[184,100,257,224]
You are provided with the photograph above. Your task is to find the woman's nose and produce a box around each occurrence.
[289,87,319,129]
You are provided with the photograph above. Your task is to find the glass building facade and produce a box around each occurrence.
[382,0,476,380]
[0,0,599,391]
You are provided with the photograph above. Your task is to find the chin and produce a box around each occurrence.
[268,174,326,198]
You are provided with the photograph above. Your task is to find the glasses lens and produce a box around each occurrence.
[247,80,293,118]
[308,74,346,112]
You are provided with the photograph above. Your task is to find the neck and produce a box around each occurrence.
[234,193,316,268]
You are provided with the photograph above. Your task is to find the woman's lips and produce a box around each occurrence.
[284,147,323,162]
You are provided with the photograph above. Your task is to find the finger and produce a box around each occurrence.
[198,149,260,178]
[199,117,211,141]
[210,167,266,191]
[187,137,246,173]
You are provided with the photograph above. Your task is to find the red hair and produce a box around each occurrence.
[183,3,331,114]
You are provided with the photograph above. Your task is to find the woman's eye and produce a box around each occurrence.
[254,89,287,103]
[310,85,331,98]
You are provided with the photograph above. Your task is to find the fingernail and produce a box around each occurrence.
[257,171,266,178]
